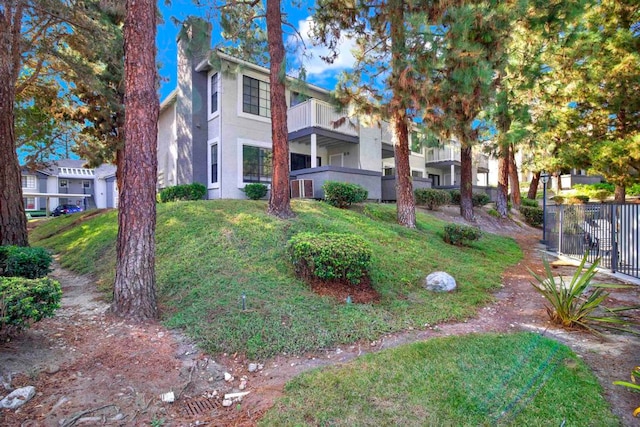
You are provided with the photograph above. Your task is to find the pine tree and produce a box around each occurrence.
[111,0,158,319]
[313,0,453,227]
[419,1,512,221]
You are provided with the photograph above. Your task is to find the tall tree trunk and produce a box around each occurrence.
[614,185,625,203]
[112,0,158,320]
[389,0,415,228]
[496,144,509,218]
[266,0,294,219]
[391,114,415,227]
[508,143,521,208]
[0,2,28,246]
[460,144,474,221]
[527,171,540,200]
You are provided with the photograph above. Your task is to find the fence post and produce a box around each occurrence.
[558,205,564,254]
[611,204,617,273]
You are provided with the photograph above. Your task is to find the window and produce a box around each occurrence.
[210,72,219,115]
[290,91,308,107]
[411,170,423,178]
[59,179,68,188]
[21,175,36,189]
[209,143,218,185]
[243,145,272,183]
[243,76,270,118]
[429,174,440,186]
[291,153,321,171]
[383,167,395,176]
[83,180,92,189]
[23,197,35,210]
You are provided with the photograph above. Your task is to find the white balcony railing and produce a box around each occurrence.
[426,145,461,163]
[288,99,358,137]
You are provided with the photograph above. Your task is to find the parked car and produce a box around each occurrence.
[52,204,83,216]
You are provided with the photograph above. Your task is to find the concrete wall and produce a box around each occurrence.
[157,102,177,188]
[381,176,432,201]
[176,21,211,187]
[290,166,382,201]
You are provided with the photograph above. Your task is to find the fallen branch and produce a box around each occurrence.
[61,404,116,427]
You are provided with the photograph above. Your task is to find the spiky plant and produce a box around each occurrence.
[529,254,639,334]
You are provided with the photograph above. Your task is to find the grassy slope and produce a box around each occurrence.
[260,332,615,426]
[31,200,522,358]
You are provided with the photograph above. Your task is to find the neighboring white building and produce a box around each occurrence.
[157,20,494,201]
[20,159,118,212]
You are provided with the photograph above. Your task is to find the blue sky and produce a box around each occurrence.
[157,0,356,100]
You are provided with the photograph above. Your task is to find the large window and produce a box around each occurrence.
[209,143,218,185]
[21,175,36,189]
[291,153,321,171]
[243,76,270,118]
[243,145,272,183]
[210,73,219,115]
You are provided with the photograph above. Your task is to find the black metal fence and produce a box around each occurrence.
[544,203,640,279]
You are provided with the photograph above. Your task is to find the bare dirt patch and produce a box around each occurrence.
[1,207,639,426]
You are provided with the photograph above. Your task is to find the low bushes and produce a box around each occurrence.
[472,193,491,207]
[414,189,451,210]
[521,198,539,208]
[448,190,461,205]
[0,277,62,332]
[158,183,207,203]
[243,183,268,200]
[0,246,52,279]
[592,189,611,202]
[445,190,490,207]
[520,205,544,227]
[322,181,368,209]
[288,232,372,284]
[443,224,482,246]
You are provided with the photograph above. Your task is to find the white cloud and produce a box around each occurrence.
[292,17,357,78]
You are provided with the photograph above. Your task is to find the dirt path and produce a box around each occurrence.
[1,211,639,426]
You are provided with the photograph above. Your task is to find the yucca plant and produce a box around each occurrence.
[613,366,640,417]
[529,254,639,334]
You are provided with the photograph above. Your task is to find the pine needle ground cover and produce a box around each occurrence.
[30,200,521,358]
[260,332,615,426]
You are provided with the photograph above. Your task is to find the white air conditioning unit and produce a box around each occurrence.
[290,179,314,199]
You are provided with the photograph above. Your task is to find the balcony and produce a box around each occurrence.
[288,99,358,138]
[426,144,461,163]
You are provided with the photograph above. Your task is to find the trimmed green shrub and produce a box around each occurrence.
[0,277,62,331]
[593,189,611,202]
[414,189,451,210]
[448,189,461,205]
[472,193,491,207]
[443,224,482,246]
[322,181,368,209]
[0,246,52,279]
[520,206,544,227]
[627,183,640,197]
[288,232,372,284]
[158,183,207,203]
[521,198,539,208]
[552,195,564,205]
[567,195,589,204]
[243,183,268,200]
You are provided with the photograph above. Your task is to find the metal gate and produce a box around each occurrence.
[545,203,640,279]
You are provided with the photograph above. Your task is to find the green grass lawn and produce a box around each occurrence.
[260,332,616,426]
[30,200,522,358]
